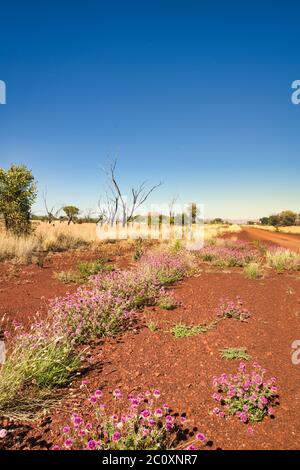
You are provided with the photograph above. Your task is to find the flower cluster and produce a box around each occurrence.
[212,362,277,423]
[52,384,206,450]
[140,250,195,285]
[216,296,251,322]
[199,240,259,267]
[49,249,191,344]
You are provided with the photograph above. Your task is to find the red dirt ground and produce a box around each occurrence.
[228,226,300,253]
[0,247,134,329]
[1,231,300,450]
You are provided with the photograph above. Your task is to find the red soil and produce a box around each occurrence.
[229,227,300,253]
[1,234,300,450]
[0,248,133,329]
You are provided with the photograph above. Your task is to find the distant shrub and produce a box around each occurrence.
[44,233,88,252]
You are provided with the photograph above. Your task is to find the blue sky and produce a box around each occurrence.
[0,0,299,220]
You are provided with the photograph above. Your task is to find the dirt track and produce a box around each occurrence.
[229,227,300,253]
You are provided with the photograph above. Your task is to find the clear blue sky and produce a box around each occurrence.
[0,0,299,220]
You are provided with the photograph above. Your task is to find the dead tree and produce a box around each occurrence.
[42,190,61,224]
[105,159,162,227]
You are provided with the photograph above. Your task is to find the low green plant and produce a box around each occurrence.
[243,262,262,279]
[266,248,300,272]
[54,270,83,284]
[78,258,113,277]
[157,295,177,310]
[0,336,79,417]
[220,347,251,361]
[171,320,218,338]
[146,321,158,332]
[133,238,144,261]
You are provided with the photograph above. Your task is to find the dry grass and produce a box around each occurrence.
[249,224,300,234]
[0,221,242,263]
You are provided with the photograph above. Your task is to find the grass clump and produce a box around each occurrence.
[78,258,113,277]
[266,248,300,272]
[157,295,177,310]
[54,258,114,284]
[171,320,217,338]
[146,321,158,332]
[243,262,262,279]
[54,270,83,284]
[220,347,251,361]
[0,334,79,417]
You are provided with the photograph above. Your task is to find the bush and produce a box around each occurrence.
[0,233,40,263]
[44,233,88,252]
[266,248,300,272]
[212,362,278,423]
[78,258,113,277]
[198,241,260,267]
[54,270,83,284]
[141,250,195,285]
[220,347,251,361]
[216,297,250,322]
[0,327,79,415]
[243,262,262,279]
[157,295,177,310]
[52,385,207,450]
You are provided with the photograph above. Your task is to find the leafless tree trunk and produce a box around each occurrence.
[104,159,162,227]
[42,190,61,224]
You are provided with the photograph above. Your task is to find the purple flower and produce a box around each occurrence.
[112,432,122,442]
[65,438,73,448]
[87,439,97,450]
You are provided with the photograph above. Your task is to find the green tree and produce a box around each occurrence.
[278,210,297,226]
[0,164,37,235]
[62,205,79,225]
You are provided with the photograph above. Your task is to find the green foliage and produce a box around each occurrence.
[266,248,300,272]
[55,258,113,284]
[54,270,83,284]
[243,262,262,279]
[77,258,113,277]
[220,347,251,361]
[260,210,298,227]
[171,320,218,338]
[211,218,224,224]
[62,205,80,225]
[0,164,37,235]
[157,295,177,310]
[146,321,158,332]
[133,238,144,261]
[0,338,79,416]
